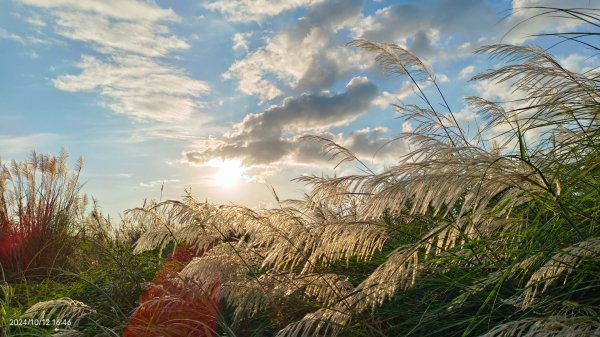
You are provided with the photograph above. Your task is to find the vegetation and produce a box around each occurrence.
[1,7,600,337]
[0,152,162,336]
[0,150,86,280]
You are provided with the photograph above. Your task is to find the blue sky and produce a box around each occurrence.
[1,0,599,216]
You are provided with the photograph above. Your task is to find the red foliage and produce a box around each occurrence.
[123,246,221,337]
[0,231,19,259]
[0,228,31,276]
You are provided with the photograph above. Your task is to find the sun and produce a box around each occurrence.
[211,160,245,188]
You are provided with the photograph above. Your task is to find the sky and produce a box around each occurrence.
[1,0,599,216]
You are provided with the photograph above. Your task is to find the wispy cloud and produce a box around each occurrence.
[18,0,178,22]
[0,133,61,156]
[372,81,417,108]
[12,11,47,28]
[0,26,49,45]
[139,179,180,188]
[50,11,188,57]
[25,50,39,59]
[0,27,22,42]
[459,65,475,79]
[558,53,599,73]
[204,0,315,22]
[53,55,209,122]
[18,0,209,122]
[82,172,133,178]
[506,0,600,43]
[232,32,252,52]
[23,13,46,27]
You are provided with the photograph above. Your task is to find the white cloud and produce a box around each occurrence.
[451,108,477,122]
[24,13,46,27]
[204,0,316,22]
[437,73,449,83]
[559,53,598,73]
[18,0,178,22]
[0,133,61,156]
[0,27,24,43]
[470,78,521,102]
[52,11,189,57]
[0,26,49,45]
[139,179,180,188]
[223,0,364,101]
[232,32,252,52]
[53,55,209,122]
[350,0,600,63]
[459,65,475,78]
[19,0,209,123]
[373,81,421,108]
[224,26,329,101]
[506,0,600,43]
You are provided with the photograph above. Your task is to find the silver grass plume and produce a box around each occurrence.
[480,316,600,337]
[51,330,85,337]
[522,237,600,307]
[22,298,95,326]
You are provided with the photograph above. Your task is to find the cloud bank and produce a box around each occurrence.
[182,77,381,167]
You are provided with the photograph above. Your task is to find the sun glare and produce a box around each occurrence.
[211,160,245,188]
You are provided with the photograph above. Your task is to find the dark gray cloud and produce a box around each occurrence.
[344,127,403,159]
[235,77,377,140]
[182,77,379,166]
[355,0,499,58]
[296,57,339,92]
[184,138,292,165]
[355,0,600,59]
[291,127,407,166]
